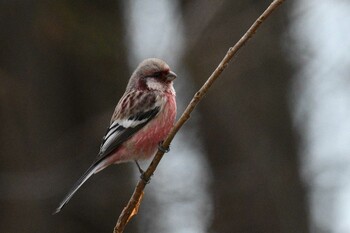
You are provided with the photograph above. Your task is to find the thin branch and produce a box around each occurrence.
[113,0,285,232]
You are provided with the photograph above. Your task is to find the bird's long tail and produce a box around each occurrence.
[53,163,101,214]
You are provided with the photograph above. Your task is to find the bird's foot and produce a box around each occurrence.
[158,141,170,153]
[140,172,151,184]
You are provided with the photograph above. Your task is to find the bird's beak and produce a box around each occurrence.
[166,71,177,81]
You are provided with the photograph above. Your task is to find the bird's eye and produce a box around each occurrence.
[153,72,161,78]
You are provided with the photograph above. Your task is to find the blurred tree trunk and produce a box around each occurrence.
[0,1,136,233]
[181,1,309,232]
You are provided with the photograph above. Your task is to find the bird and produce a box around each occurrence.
[53,58,177,214]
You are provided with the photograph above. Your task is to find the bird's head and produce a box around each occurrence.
[127,58,177,93]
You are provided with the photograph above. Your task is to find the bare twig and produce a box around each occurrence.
[113,0,285,232]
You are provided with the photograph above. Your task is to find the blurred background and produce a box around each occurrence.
[1,0,349,232]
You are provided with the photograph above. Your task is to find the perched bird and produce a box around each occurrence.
[53,58,177,214]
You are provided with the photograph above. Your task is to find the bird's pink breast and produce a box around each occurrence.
[103,94,176,166]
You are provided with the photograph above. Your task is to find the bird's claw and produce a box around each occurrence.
[158,141,170,153]
[140,172,151,184]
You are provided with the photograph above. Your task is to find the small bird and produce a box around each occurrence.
[53,58,177,214]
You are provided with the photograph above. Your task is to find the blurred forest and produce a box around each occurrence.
[0,1,309,233]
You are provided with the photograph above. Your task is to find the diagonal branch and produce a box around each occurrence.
[113,0,285,232]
